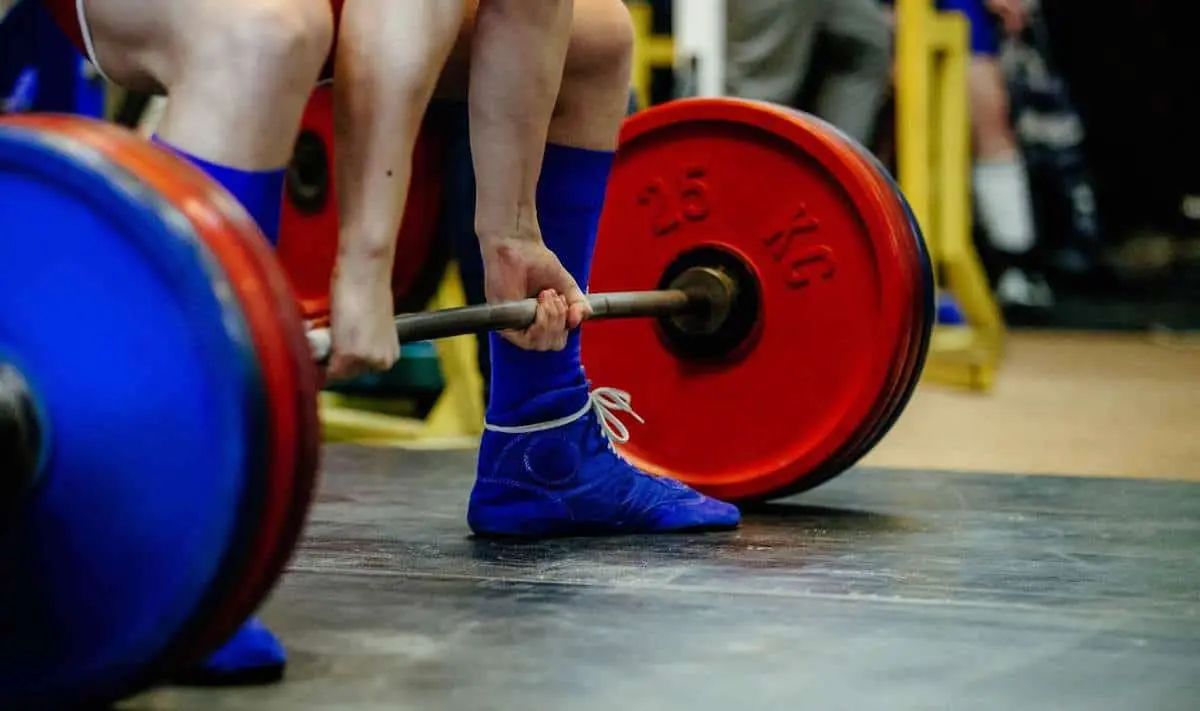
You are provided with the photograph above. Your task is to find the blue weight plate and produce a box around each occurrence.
[0,120,268,709]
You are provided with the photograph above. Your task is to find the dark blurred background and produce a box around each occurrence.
[641,0,1200,331]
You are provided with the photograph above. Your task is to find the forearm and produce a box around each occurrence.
[334,0,464,269]
[469,0,574,245]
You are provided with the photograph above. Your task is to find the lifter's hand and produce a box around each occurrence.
[986,0,1027,35]
[325,259,401,381]
[482,237,591,351]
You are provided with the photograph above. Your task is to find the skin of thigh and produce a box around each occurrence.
[432,0,632,106]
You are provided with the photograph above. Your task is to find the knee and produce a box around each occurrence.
[199,0,334,85]
[562,0,635,94]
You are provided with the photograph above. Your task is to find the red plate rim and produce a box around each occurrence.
[5,115,283,678]
[752,103,918,499]
[773,105,919,441]
[19,116,320,665]
[0,114,273,707]
[600,98,913,501]
[116,133,322,662]
[785,113,918,418]
[776,109,924,493]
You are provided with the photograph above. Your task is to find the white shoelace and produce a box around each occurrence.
[483,387,645,444]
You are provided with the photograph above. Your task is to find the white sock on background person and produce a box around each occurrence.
[973,157,1036,255]
[973,157,1054,307]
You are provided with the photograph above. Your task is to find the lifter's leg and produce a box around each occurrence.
[82,0,332,243]
[77,0,333,682]
[467,0,740,537]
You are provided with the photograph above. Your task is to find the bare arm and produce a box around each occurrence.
[468,0,574,247]
[334,0,464,267]
[326,0,464,379]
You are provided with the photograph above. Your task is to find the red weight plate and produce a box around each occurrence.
[807,114,934,457]
[781,107,918,468]
[583,98,912,503]
[777,109,929,492]
[276,84,445,325]
[177,217,319,665]
[751,108,934,496]
[27,117,321,668]
[107,132,323,664]
[746,106,923,498]
[831,177,934,474]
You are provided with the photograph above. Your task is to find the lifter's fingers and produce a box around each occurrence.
[541,290,568,350]
[566,301,588,330]
[532,290,565,351]
[325,354,366,383]
[544,287,566,345]
[506,291,554,351]
[532,291,555,350]
[499,321,539,350]
[552,294,570,350]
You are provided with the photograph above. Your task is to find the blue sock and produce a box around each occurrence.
[151,137,287,245]
[471,143,741,537]
[486,144,615,419]
[173,618,287,686]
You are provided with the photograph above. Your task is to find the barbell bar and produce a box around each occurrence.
[305,265,739,364]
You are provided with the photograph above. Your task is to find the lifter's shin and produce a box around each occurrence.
[485,146,610,415]
[468,0,577,416]
[482,0,642,417]
[470,0,740,537]
[151,6,331,682]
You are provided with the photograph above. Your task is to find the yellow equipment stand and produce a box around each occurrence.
[627,1,675,111]
[895,0,1005,391]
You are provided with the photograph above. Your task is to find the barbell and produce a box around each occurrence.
[0,97,932,709]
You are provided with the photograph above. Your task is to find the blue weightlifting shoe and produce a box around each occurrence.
[172,617,287,687]
[469,385,741,537]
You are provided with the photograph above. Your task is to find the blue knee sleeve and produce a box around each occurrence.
[152,138,287,245]
[486,144,616,416]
